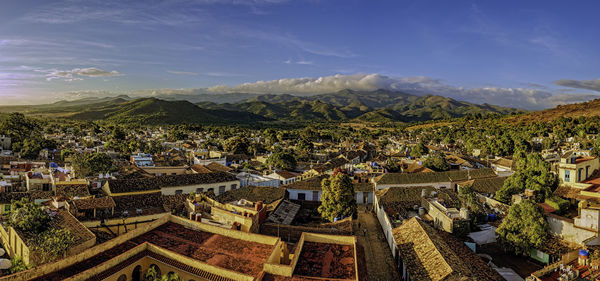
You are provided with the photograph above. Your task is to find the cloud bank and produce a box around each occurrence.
[58,74,600,110]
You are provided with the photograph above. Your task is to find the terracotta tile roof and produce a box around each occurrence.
[275,170,300,179]
[49,209,96,246]
[215,186,285,204]
[376,168,496,185]
[402,162,434,173]
[284,175,327,191]
[191,164,212,174]
[293,242,355,279]
[553,185,581,199]
[55,184,90,198]
[34,221,276,281]
[107,172,237,193]
[459,176,508,195]
[205,162,232,173]
[111,193,168,218]
[0,191,53,204]
[312,157,348,173]
[392,218,504,281]
[376,186,434,219]
[72,196,116,210]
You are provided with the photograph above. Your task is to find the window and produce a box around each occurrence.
[312,191,319,201]
[231,184,237,190]
[298,193,306,200]
[218,185,226,194]
[117,274,127,281]
[565,170,570,182]
[4,205,9,212]
[196,188,204,193]
[175,190,183,195]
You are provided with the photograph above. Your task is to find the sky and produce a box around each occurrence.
[1,0,599,109]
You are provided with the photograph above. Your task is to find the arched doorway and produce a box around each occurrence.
[145,264,161,281]
[132,265,142,281]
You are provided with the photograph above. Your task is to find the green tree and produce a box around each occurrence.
[423,153,450,172]
[411,142,429,158]
[495,153,557,203]
[318,172,357,222]
[266,151,297,171]
[8,198,50,233]
[72,153,116,177]
[223,137,249,155]
[496,199,548,255]
[458,185,481,213]
[0,112,39,150]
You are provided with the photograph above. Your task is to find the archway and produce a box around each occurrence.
[132,265,142,281]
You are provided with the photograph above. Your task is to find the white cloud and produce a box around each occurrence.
[555,78,600,92]
[167,70,199,76]
[46,67,120,81]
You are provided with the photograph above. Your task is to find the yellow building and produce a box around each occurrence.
[558,151,600,187]
[1,214,362,281]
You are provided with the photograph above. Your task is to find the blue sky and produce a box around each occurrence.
[1,0,599,109]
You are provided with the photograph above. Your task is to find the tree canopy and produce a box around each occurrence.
[318,171,357,222]
[423,153,450,172]
[266,151,297,171]
[495,152,557,203]
[496,199,548,255]
[411,141,429,158]
[72,152,116,177]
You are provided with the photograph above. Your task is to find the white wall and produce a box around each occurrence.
[547,215,597,246]
[160,180,240,196]
[374,194,397,258]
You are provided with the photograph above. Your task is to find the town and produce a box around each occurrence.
[0,112,596,281]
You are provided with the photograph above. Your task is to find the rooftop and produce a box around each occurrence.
[107,171,238,193]
[392,217,504,281]
[375,168,497,185]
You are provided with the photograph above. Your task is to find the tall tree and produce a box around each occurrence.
[318,171,357,222]
[496,199,548,255]
[411,141,429,158]
[266,151,297,170]
[423,153,450,172]
[495,153,557,203]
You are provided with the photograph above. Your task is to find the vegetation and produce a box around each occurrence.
[423,153,450,171]
[318,171,357,222]
[7,198,75,263]
[9,257,30,274]
[495,152,557,203]
[266,151,297,171]
[411,141,429,158]
[31,228,75,263]
[458,185,481,213]
[8,198,50,233]
[72,152,116,177]
[496,199,548,255]
[544,196,570,214]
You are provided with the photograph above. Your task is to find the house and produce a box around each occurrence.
[491,157,514,177]
[192,155,227,166]
[237,172,280,188]
[266,170,301,185]
[284,174,373,204]
[25,170,54,192]
[392,217,504,281]
[374,186,434,252]
[373,168,498,191]
[457,176,508,197]
[130,153,155,167]
[558,150,599,187]
[103,172,240,197]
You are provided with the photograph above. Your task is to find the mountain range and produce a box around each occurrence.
[0,89,524,124]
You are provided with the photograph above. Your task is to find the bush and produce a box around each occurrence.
[545,196,569,214]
